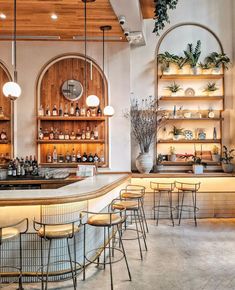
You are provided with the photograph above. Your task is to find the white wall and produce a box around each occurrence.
[130,0,234,169]
[0,41,131,172]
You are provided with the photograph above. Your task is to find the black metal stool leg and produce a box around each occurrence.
[45,239,52,290]
[134,210,143,260]
[67,238,76,290]
[153,190,156,220]
[192,191,197,227]
[137,209,147,251]
[156,191,162,226]
[140,198,149,233]
[83,224,86,281]
[103,227,106,270]
[107,227,113,290]
[168,191,174,227]
[178,192,185,226]
[41,238,44,290]
[18,234,23,290]
[117,225,131,281]
[73,234,77,287]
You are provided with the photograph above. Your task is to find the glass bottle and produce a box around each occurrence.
[59,131,65,140]
[52,146,57,163]
[76,129,82,140]
[94,153,99,163]
[90,129,95,140]
[38,128,44,140]
[71,148,76,162]
[52,104,58,116]
[76,151,82,163]
[91,109,96,117]
[65,129,70,140]
[97,106,102,117]
[94,126,99,140]
[65,151,71,163]
[54,128,59,140]
[47,151,52,163]
[49,127,54,140]
[86,127,91,140]
[45,105,51,116]
[64,103,69,117]
[82,152,88,162]
[75,103,80,116]
[38,104,44,116]
[86,108,91,117]
[70,131,76,140]
[58,153,64,163]
[70,103,75,115]
[88,153,94,163]
[81,129,86,140]
[59,103,63,116]
[99,150,105,163]
[0,107,4,117]
[80,105,86,116]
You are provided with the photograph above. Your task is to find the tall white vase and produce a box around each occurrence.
[136,153,153,174]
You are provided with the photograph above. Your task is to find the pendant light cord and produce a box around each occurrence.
[84,0,87,99]
[102,28,105,99]
[13,0,17,82]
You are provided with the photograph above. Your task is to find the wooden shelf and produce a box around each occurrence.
[38,116,106,121]
[158,139,221,144]
[40,162,104,168]
[0,140,11,144]
[37,139,105,144]
[160,74,224,80]
[159,96,224,101]
[162,161,220,166]
[167,118,223,121]
[0,116,10,121]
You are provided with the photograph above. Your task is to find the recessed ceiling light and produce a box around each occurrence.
[51,13,58,20]
[0,13,6,19]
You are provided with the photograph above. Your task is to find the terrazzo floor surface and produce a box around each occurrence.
[4,218,235,290]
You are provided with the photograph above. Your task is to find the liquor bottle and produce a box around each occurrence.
[12,161,17,177]
[20,158,25,176]
[58,153,64,163]
[70,131,75,140]
[76,129,82,140]
[91,109,96,117]
[52,146,57,163]
[97,106,102,117]
[49,127,54,140]
[0,129,7,141]
[59,103,63,116]
[7,161,13,176]
[25,156,30,174]
[54,128,59,140]
[45,105,51,116]
[38,105,44,116]
[82,152,88,162]
[71,148,76,162]
[85,127,91,140]
[38,128,44,140]
[213,127,217,140]
[0,107,4,117]
[88,153,94,163]
[70,103,75,115]
[99,150,105,163]
[65,151,71,163]
[47,151,52,163]
[16,158,21,176]
[80,105,86,116]
[94,153,99,163]
[43,128,49,140]
[32,156,38,176]
[52,104,58,116]
[86,108,91,117]
[90,129,95,140]
[29,155,33,174]
[64,103,69,117]
[75,103,80,116]
[59,131,65,140]
[94,126,99,140]
[81,129,86,140]
[65,129,70,140]
[76,151,82,163]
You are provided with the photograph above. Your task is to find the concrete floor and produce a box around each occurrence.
[4,219,235,290]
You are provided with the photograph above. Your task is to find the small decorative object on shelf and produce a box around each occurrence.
[213,127,217,140]
[184,130,193,140]
[184,87,195,97]
[203,82,219,96]
[166,82,183,96]
[169,146,176,162]
[208,109,215,118]
[198,129,206,140]
[0,129,7,141]
[169,126,184,140]
[220,145,234,173]
[191,155,207,174]
[211,145,220,162]
[184,40,201,75]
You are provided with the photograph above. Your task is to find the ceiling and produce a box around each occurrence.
[0,0,155,41]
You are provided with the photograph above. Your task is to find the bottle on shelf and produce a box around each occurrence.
[94,153,99,163]
[90,129,95,140]
[7,161,13,176]
[71,148,76,162]
[58,153,64,163]
[43,128,49,140]
[91,109,96,117]
[52,146,57,163]
[52,104,58,116]
[0,107,4,118]
[64,103,69,117]
[88,153,94,163]
[70,131,76,140]
[94,126,99,140]
[38,128,44,140]
[47,151,52,163]
[38,104,44,116]
[82,152,88,162]
[86,108,91,117]
[76,151,82,163]
[25,156,30,174]
[54,128,59,140]
[0,129,7,141]
[65,151,71,163]
[45,105,51,116]
[80,105,86,116]
[81,129,86,140]
[20,158,25,176]
[99,150,105,163]
[49,127,54,140]
[70,103,75,115]
[12,161,17,177]
[65,129,70,140]
[213,127,217,140]
[76,129,82,140]
[59,103,63,116]
[86,127,91,140]
[97,106,102,117]
[59,131,65,140]
[75,103,80,116]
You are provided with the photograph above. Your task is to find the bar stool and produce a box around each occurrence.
[121,185,149,234]
[111,198,147,260]
[82,208,131,290]
[33,218,81,290]
[0,218,28,289]
[175,181,201,226]
[150,182,175,226]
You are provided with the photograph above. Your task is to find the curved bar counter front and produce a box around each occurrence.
[0,173,130,283]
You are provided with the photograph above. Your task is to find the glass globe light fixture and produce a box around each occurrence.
[3,81,22,101]
[86,94,100,108]
[104,105,115,117]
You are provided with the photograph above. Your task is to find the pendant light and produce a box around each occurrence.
[83,0,100,109]
[3,0,21,101]
[100,25,115,117]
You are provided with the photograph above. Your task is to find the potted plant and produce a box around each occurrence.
[192,156,207,174]
[211,145,220,162]
[221,145,234,173]
[205,52,231,74]
[169,126,184,140]
[169,146,177,162]
[198,62,212,74]
[184,40,201,74]
[155,153,164,172]
[166,82,183,96]
[203,82,219,96]
[157,52,178,74]
[175,56,188,74]
[125,96,166,173]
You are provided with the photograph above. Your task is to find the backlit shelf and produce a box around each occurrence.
[38,116,106,121]
[37,139,105,144]
[157,139,221,144]
[159,74,224,80]
[159,96,224,101]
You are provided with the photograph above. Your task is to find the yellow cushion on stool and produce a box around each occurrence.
[121,192,144,199]
[112,201,139,211]
[87,214,124,227]
[1,227,19,241]
[38,224,80,239]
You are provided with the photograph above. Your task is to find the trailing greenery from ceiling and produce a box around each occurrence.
[153,0,179,35]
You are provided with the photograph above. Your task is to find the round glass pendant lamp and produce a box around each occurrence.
[86,94,100,108]
[3,81,21,100]
[104,105,115,117]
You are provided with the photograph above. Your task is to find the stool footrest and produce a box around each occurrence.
[176,205,199,212]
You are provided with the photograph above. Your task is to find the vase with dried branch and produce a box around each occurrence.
[125,96,166,173]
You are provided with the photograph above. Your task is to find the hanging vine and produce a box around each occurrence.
[153,0,179,35]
